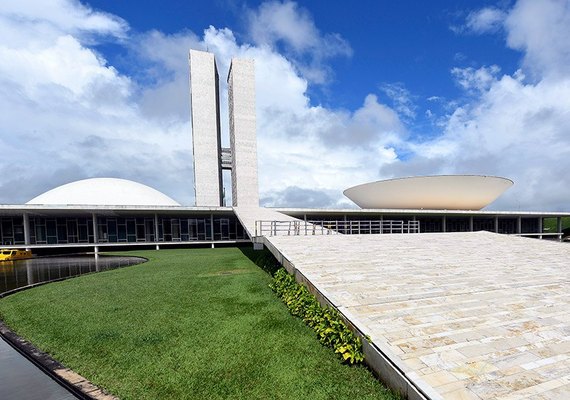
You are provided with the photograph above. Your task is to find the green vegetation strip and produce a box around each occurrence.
[0,248,398,400]
[270,268,364,364]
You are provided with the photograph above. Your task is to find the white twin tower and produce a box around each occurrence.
[189,50,259,208]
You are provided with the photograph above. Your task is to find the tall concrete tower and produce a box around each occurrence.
[228,58,259,207]
[189,49,223,206]
[189,50,259,207]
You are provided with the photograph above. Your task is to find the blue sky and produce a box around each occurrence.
[88,0,520,135]
[1,0,569,210]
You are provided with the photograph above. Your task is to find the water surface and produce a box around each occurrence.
[0,255,144,295]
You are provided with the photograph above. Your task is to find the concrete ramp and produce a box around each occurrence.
[262,231,570,400]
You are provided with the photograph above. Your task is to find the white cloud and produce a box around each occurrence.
[3,0,569,212]
[465,7,506,33]
[386,0,570,211]
[0,0,127,43]
[451,65,501,92]
[246,0,352,84]
[0,0,403,209]
[505,0,570,79]
[380,83,417,119]
[0,0,191,204]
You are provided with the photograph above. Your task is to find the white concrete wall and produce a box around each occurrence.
[228,58,259,207]
[189,50,223,206]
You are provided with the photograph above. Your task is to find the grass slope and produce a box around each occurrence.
[0,248,398,400]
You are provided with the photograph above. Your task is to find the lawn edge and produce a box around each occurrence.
[0,255,149,400]
[0,319,118,400]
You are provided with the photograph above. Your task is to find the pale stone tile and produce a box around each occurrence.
[444,388,481,399]
[457,343,496,358]
[421,370,460,387]
[265,232,570,400]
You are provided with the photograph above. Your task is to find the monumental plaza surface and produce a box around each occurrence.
[266,232,570,400]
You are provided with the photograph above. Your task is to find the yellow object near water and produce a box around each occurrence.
[0,249,33,262]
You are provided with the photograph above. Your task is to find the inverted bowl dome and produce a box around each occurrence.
[343,175,513,210]
[27,178,180,206]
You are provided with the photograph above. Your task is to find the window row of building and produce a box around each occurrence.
[0,215,248,246]
[302,215,545,235]
[0,211,561,247]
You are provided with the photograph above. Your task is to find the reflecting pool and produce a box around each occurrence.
[0,255,145,295]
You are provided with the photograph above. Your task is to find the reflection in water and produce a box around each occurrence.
[0,256,144,295]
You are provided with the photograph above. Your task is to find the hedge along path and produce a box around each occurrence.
[269,268,365,364]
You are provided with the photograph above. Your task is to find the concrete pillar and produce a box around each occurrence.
[94,245,99,260]
[92,213,98,244]
[469,216,474,232]
[517,216,522,235]
[538,217,543,239]
[154,214,160,242]
[494,216,499,233]
[23,212,31,250]
[442,216,447,233]
[210,214,215,241]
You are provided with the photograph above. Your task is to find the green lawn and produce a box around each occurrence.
[543,217,570,233]
[0,248,398,400]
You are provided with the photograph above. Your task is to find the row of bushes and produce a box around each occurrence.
[269,268,364,364]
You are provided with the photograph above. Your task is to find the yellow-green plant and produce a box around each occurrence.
[269,268,364,364]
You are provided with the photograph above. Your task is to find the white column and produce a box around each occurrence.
[23,212,31,250]
[92,213,98,243]
[92,213,99,259]
[154,213,160,243]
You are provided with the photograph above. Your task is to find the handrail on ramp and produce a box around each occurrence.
[255,220,420,237]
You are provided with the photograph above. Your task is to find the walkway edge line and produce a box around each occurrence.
[263,236,437,400]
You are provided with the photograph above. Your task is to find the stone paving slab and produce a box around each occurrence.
[266,231,570,400]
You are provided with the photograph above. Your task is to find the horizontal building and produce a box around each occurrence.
[0,203,568,252]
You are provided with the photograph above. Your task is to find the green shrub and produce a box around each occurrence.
[269,268,364,364]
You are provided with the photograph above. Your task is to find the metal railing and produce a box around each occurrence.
[255,220,420,237]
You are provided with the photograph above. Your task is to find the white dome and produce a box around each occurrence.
[27,178,181,206]
[344,175,513,210]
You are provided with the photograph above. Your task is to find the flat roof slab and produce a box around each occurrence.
[267,232,570,400]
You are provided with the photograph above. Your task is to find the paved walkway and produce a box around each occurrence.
[267,232,570,400]
[0,337,76,400]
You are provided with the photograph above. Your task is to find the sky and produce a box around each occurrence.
[0,0,569,210]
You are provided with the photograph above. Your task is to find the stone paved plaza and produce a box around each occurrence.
[267,232,570,400]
